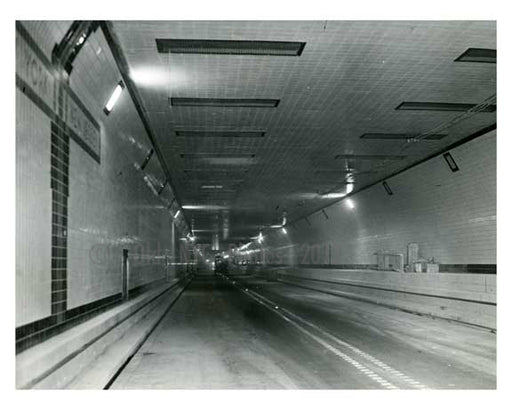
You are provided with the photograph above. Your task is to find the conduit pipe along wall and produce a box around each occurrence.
[15,21,188,350]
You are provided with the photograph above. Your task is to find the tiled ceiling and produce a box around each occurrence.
[111,20,496,244]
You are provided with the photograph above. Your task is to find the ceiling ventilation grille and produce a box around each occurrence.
[170,98,279,108]
[455,48,496,63]
[360,133,447,141]
[396,102,496,112]
[334,154,406,160]
[180,153,256,158]
[156,39,306,56]
[175,130,266,138]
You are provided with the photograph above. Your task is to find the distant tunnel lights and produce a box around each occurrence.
[104,81,125,115]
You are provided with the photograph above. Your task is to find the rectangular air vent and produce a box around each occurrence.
[184,169,248,177]
[443,152,460,172]
[335,154,406,160]
[382,181,393,195]
[175,130,265,138]
[156,39,306,56]
[360,133,447,141]
[180,153,255,158]
[455,48,496,63]
[396,102,496,112]
[170,98,280,108]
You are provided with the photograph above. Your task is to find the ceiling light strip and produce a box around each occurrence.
[170,98,279,108]
[175,130,265,138]
[334,154,406,160]
[156,39,306,56]
[454,48,496,63]
[360,133,447,141]
[395,101,496,112]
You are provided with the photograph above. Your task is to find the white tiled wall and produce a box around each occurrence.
[16,89,52,326]
[65,27,181,309]
[266,130,496,267]
[16,21,185,321]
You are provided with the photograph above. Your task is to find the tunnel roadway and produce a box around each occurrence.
[109,274,496,389]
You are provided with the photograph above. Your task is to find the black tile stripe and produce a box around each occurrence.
[50,119,69,317]
[16,292,123,353]
[15,275,190,354]
[266,263,496,274]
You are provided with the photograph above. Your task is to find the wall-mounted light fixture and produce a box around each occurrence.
[443,152,460,172]
[104,81,125,115]
[140,148,154,170]
[157,180,168,195]
[346,199,355,209]
[382,181,393,195]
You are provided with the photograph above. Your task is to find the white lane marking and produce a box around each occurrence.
[252,289,429,390]
[231,280,428,390]
[232,283,397,389]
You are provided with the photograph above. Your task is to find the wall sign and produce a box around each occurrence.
[16,24,101,163]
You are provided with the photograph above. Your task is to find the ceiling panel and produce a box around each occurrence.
[111,20,496,243]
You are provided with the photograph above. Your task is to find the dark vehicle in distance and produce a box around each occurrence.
[214,254,229,274]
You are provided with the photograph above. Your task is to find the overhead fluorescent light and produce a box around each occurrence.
[140,149,154,170]
[76,33,86,46]
[395,101,496,112]
[281,227,288,234]
[345,199,355,209]
[182,205,230,211]
[170,98,280,108]
[104,81,125,115]
[156,39,306,56]
[335,154,406,161]
[181,154,256,166]
[346,183,354,194]
[173,209,181,219]
[455,48,496,63]
[321,192,346,199]
[175,130,266,138]
[360,133,447,141]
[180,153,256,158]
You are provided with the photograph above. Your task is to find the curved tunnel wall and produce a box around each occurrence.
[16,21,188,334]
[264,129,496,271]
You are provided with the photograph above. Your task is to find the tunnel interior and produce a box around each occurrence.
[15,20,496,390]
